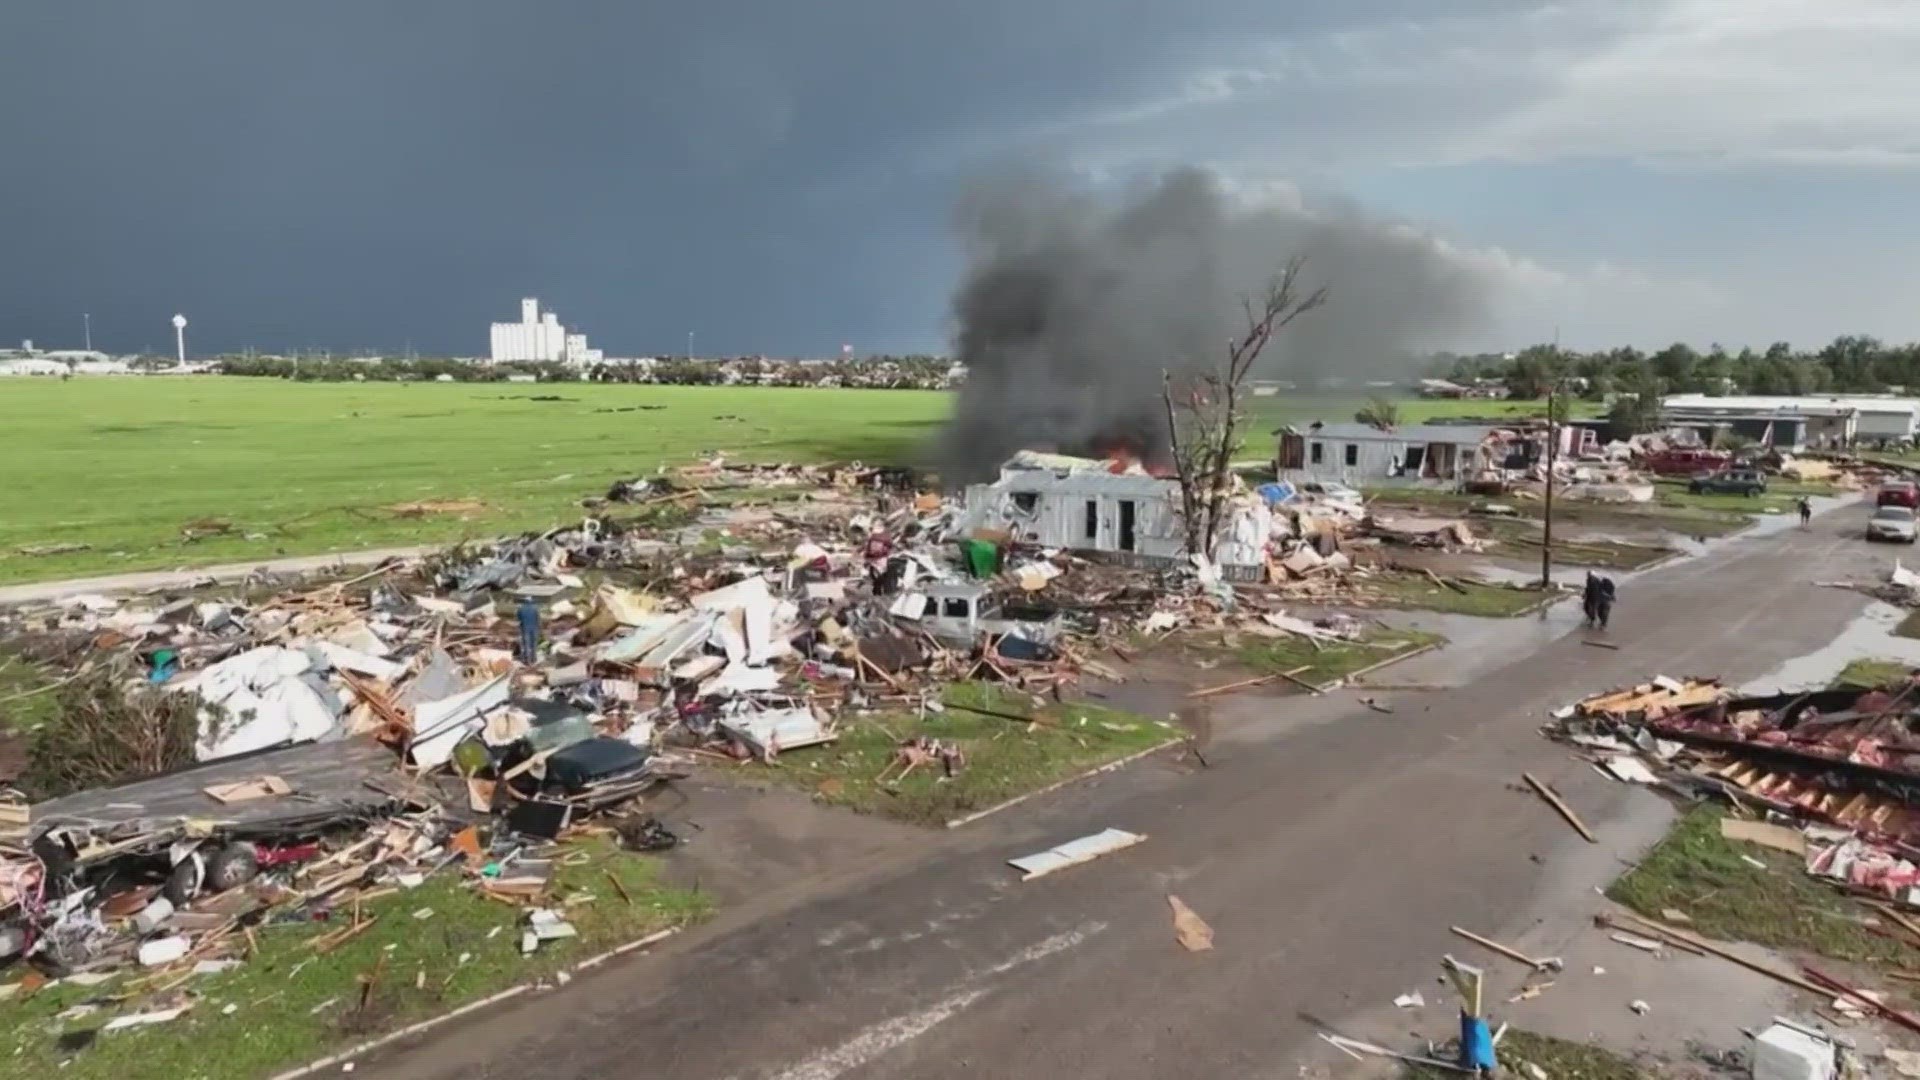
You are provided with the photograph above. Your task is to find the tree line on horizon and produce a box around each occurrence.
[1435,335,1918,401]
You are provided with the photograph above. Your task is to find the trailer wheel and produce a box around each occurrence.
[163,853,205,907]
[204,842,260,894]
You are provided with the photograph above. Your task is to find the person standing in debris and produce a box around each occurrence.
[516,597,541,664]
[1582,572,1602,628]
[1798,496,1813,527]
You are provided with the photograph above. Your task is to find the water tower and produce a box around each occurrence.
[171,314,187,366]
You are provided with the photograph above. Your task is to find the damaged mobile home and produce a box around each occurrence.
[961,459,1277,579]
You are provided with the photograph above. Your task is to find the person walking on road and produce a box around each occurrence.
[1583,572,1617,630]
[1798,496,1813,527]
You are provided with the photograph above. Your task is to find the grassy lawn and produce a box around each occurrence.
[0,379,951,585]
[1407,1030,1648,1079]
[0,839,709,1080]
[1364,487,1752,539]
[1228,628,1445,685]
[1608,807,1919,967]
[1897,610,1920,641]
[1835,658,1912,688]
[749,683,1176,826]
[1652,477,1839,516]
[1474,517,1672,570]
[1364,571,1560,617]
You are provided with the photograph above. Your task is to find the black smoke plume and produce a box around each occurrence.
[938,167,1495,481]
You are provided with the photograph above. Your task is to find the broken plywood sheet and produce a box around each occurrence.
[1720,817,1808,856]
[1168,895,1214,951]
[1576,678,1723,720]
[1009,828,1147,881]
[718,708,833,757]
[409,673,512,769]
[203,775,292,804]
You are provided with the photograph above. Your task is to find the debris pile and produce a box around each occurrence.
[0,452,1474,1006]
[1549,670,1920,902]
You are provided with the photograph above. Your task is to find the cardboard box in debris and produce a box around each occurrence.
[1551,668,1920,903]
[0,453,1412,981]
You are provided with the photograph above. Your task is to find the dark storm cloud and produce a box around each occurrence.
[0,0,1483,356]
[938,167,1495,479]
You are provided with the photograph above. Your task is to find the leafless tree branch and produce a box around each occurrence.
[1161,257,1328,559]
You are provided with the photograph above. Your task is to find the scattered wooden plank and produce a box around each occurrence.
[203,776,292,804]
[1187,673,1278,699]
[1448,926,1555,971]
[1524,772,1598,843]
[1804,966,1920,1036]
[1582,640,1621,650]
[1594,913,1825,996]
[1719,817,1807,856]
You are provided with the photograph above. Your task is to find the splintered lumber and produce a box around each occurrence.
[946,701,1056,728]
[1188,673,1279,699]
[1582,640,1621,650]
[1272,666,1325,695]
[1524,772,1598,843]
[1804,966,1920,1036]
[1594,913,1824,996]
[1449,926,1554,971]
[308,915,380,955]
[1601,912,1704,955]
[1442,954,1485,1015]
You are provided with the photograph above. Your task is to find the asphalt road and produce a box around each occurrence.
[356,511,1896,1080]
[0,546,434,608]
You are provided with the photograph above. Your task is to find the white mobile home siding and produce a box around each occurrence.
[963,474,1185,561]
[1276,423,1494,487]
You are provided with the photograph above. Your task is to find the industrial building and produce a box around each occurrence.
[1660,394,1920,449]
[488,298,603,366]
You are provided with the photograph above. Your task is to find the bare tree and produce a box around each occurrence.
[1162,257,1328,558]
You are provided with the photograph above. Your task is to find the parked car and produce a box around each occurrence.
[1687,469,1768,496]
[1868,505,1918,544]
[1879,481,1920,509]
[1298,480,1363,507]
[1643,448,1732,476]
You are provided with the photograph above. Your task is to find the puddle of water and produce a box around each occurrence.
[1738,600,1920,693]
[1744,492,1863,538]
[1472,562,1589,588]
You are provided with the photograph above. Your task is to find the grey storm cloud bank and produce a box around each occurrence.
[938,167,1496,480]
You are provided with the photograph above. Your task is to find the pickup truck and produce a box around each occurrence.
[1687,469,1767,496]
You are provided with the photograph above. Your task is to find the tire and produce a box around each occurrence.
[204,842,259,894]
[162,853,205,907]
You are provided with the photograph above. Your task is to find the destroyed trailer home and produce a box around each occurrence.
[1275,420,1605,490]
[1276,422,1500,487]
[1554,671,1920,901]
[962,463,1277,581]
[0,447,1485,1006]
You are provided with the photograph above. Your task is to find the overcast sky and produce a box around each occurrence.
[4,0,1917,357]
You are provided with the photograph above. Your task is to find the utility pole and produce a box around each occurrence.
[1541,380,1557,589]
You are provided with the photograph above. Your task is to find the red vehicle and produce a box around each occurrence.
[1642,448,1731,477]
[1879,481,1920,509]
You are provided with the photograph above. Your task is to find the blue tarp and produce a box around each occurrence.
[1255,481,1297,507]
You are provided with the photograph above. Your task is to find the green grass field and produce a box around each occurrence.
[0,379,1574,585]
[0,379,949,584]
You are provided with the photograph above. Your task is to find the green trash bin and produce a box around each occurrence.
[960,538,1000,578]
